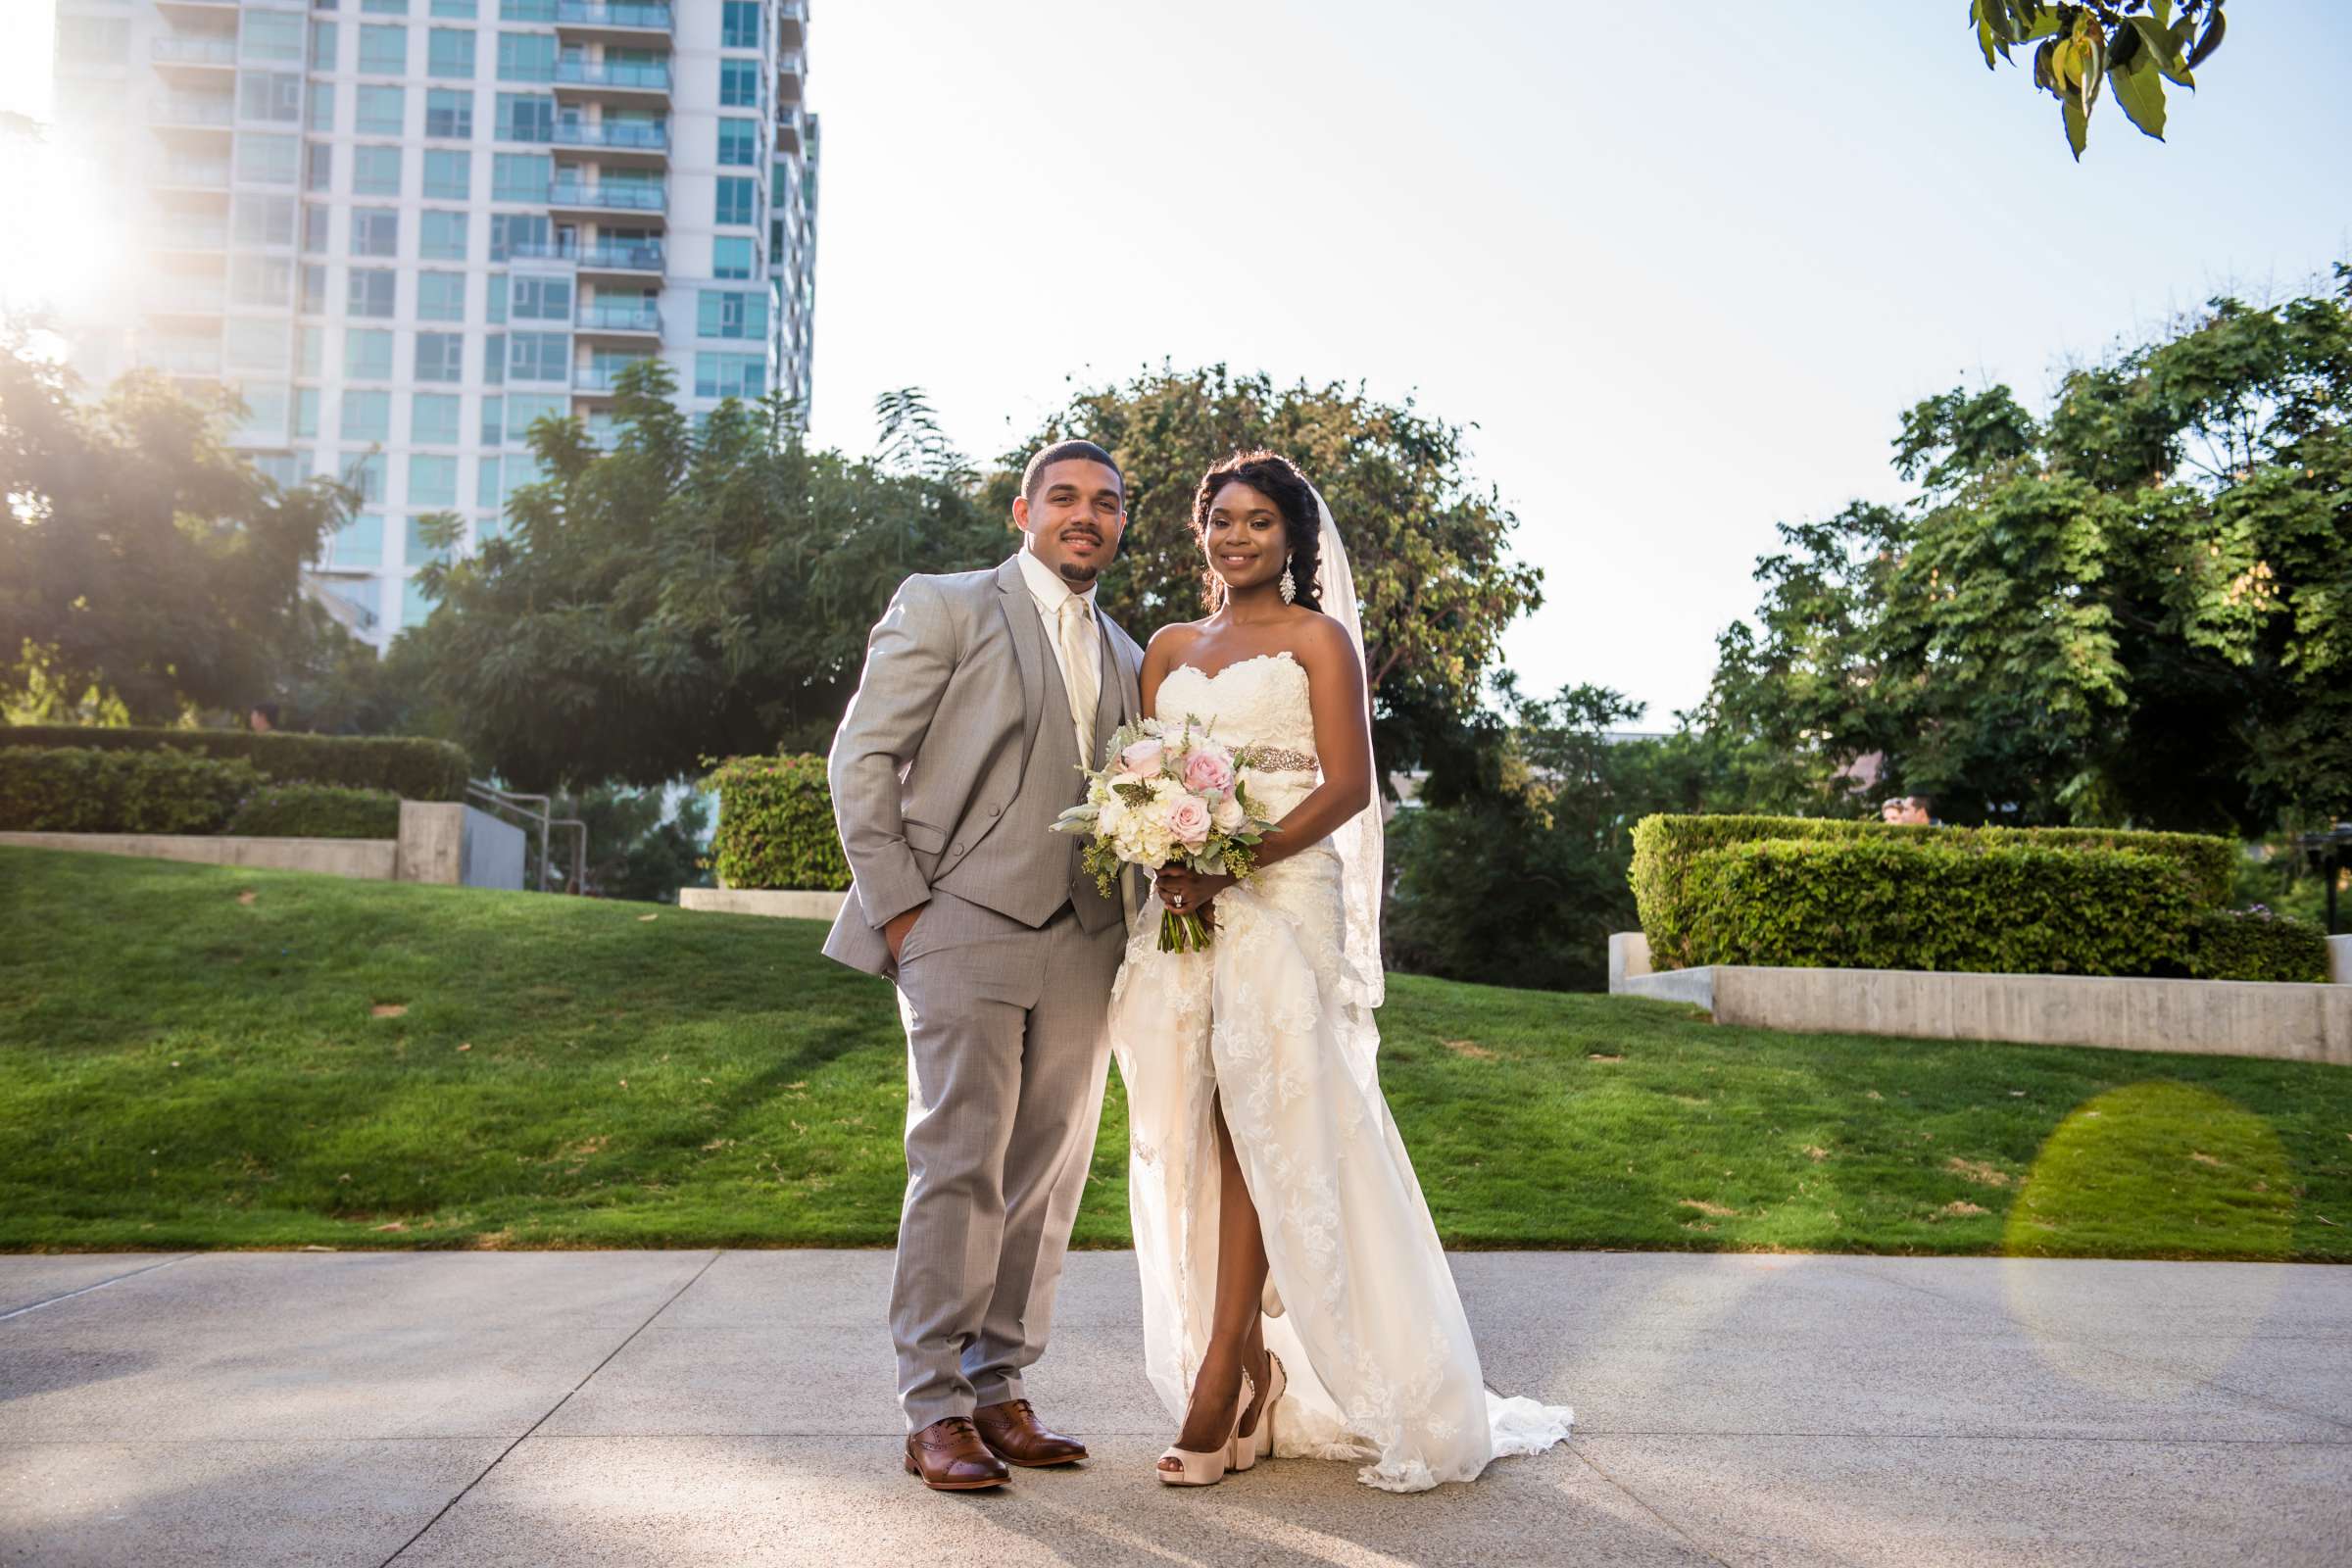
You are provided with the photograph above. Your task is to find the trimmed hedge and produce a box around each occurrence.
[0,747,265,836]
[2186,906,2330,984]
[700,753,851,892]
[1632,813,2238,971]
[1681,837,2199,978]
[1,725,470,802]
[222,784,403,841]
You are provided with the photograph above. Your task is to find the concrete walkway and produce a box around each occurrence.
[2,1250,2346,1567]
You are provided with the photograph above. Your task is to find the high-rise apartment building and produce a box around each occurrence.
[49,0,819,648]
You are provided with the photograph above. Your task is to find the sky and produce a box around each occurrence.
[7,1,2347,724]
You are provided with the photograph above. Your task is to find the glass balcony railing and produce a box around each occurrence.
[151,96,234,126]
[575,362,655,392]
[554,59,671,92]
[577,302,660,332]
[579,240,665,270]
[551,121,668,152]
[156,161,232,188]
[146,346,223,375]
[557,1,673,29]
[156,222,229,249]
[150,287,227,314]
[548,180,666,212]
[152,35,238,65]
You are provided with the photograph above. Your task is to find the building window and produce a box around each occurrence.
[717,118,757,167]
[419,209,468,261]
[416,270,466,321]
[714,175,756,226]
[409,457,458,509]
[358,24,408,74]
[482,332,504,384]
[413,392,462,443]
[299,326,325,376]
[344,452,388,503]
[486,212,549,261]
[298,204,329,255]
[695,352,763,400]
[432,0,477,16]
[306,141,333,192]
[491,152,549,201]
[344,327,394,379]
[300,264,330,315]
[425,87,473,137]
[341,390,392,441]
[348,268,398,318]
[232,256,294,306]
[227,317,290,370]
[293,387,320,439]
[329,514,384,568]
[355,83,404,135]
[476,455,502,508]
[711,236,754,280]
[363,0,410,13]
[495,31,556,82]
[401,578,437,632]
[506,332,569,383]
[697,289,766,340]
[239,71,303,123]
[236,132,301,185]
[426,27,475,77]
[244,10,305,61]
[416,332,466,382]
[353,144,403,195]
[478,396,503,445]
[500,0,556,19]
[718,58,759,108]
[307,81,336,132]
[720,0,759,49]
[422,148,469,199]
[485,273,508,322]
[233,193,297,247]
[494,93,554,141]
[510,275,571,320]
[349,208,398,257]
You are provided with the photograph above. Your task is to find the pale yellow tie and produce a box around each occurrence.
[1056,594,1101,763]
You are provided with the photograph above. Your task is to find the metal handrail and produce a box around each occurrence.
[466,781,589,894]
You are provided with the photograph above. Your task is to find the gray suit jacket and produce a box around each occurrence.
[821,555,1145,977]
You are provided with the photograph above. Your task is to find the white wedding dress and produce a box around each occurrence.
[1106,649,1574,1492]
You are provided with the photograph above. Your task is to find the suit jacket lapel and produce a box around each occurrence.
[995,556,1048,776]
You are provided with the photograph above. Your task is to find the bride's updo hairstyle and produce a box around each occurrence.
[1191,450,1324,613]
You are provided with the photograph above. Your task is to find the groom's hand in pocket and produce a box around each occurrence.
[885,905,925,964]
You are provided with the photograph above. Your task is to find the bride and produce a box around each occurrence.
[1108,450,1573,1492]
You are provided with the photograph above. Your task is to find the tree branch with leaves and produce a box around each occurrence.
[1970,0,2227,159]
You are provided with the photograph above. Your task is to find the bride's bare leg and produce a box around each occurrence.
[1163,1094,1273,1464]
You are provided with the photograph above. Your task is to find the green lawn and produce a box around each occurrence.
[3,845,2347,1259]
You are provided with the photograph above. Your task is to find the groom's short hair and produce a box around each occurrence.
[1021,440,1123,503]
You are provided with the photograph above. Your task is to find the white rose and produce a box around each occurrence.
[1211,794,1246,833]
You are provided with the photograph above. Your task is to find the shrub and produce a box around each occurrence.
[1681,837,2199,977]
[0,747,264,835]
[2186,906,2330,984]
[1632,813,2237,970]
[1,725,470,802]
[699,754,850,892]
[222,784,403,840]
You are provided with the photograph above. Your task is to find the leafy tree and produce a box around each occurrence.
[994,366,1544,785]
[407,364,1002,790]
[0,339,347,725]
[1387,680,1719,992]
[1968,0,2228,160]
[536,781,712,904]
[1703,268,2352,835]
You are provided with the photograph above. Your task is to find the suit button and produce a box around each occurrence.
[951,844,964,856]
[987,805,1001,817]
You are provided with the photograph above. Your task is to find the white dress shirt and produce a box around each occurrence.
[1014,548,1102,759]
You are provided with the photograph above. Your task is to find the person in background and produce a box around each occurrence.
[1881,796,1932,826]
[247,703,280,734]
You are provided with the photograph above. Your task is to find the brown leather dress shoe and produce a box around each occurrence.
[904,1416,1010,1491]
[972,1398,1088,1467]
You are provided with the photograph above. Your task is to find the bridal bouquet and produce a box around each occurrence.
[1054,716,1279,952]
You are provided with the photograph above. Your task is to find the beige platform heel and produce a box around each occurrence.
[1155,1372,1254,1487]
[1235,1352,1286,1469]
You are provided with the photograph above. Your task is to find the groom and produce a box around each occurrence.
[824,440,1144,1491]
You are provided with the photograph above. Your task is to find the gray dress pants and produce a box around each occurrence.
[888,888,1123,1431]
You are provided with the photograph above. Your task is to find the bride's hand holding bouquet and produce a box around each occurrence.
[1053,716,1276,952]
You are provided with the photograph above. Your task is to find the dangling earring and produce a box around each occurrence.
[1278,555,1297,605]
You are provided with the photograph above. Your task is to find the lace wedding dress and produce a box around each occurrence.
[1106,650,1574,1493]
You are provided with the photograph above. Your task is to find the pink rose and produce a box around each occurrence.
[1117,738,1164,777]
[1181,746,1235,795]
[1165,795,1211,849]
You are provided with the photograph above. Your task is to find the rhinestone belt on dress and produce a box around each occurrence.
[1243,746,1319,774]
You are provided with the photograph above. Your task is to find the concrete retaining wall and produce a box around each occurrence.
[1609,942,2350,1066]
[395,802,524,890]
[0,831,397,881]
[678,888,849,920]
